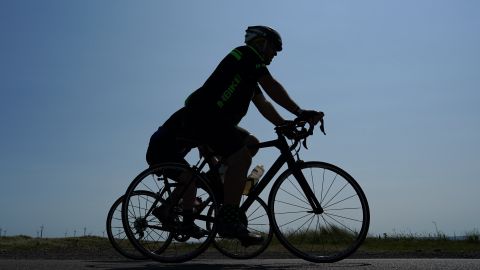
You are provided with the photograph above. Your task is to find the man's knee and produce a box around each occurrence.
[225,145,252,167]
[244,135,260,157]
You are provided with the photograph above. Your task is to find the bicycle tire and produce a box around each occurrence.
[211,196,273,259]
[268,161,370,263]
[106,192,152,260]
[122,163,219,263]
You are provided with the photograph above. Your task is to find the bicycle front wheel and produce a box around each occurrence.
[268,161,370,263]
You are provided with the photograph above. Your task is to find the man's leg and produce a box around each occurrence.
[170,170,197,209]
[218,135,263,246]
[153,169,208,239]
[223,135,259,205]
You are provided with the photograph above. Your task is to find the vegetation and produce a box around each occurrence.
[466,229,480,243]
[280,226,358,245]
[0,231,478,259]
[0,235,116,259]
[360,233,480,256]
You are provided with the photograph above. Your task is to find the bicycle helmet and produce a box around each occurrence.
[245,26,282,51]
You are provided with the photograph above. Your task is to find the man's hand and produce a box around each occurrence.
[297,110,324,124]
[297,110,326,135]
[277,120,297,140]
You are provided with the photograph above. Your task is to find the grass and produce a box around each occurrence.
[268,228,480,257]
[466,229,480,242]
[360,235,480,255]
[0,235,114,258]
[0,231,479,259]
[0,235,111,250]
[280,226,358,245]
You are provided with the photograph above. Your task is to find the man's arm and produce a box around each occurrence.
[258,73,303,116]
[252,91,286,126]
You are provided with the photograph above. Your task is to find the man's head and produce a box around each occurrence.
[245,26,282,65]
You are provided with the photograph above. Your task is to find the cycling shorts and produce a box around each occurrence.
[146,108,190,166]
[184,108,250,158]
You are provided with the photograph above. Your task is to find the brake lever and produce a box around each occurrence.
[319,117,326,135]
[302,137,308,149]
[302,125,314,149]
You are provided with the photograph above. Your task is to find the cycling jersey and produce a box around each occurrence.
[185,45,270,125]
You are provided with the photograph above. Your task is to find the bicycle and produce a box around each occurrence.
[121,115,370,263]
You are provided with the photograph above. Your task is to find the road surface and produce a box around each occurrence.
[1,258,480,270]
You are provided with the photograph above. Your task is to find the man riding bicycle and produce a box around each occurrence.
[147,25,322,245]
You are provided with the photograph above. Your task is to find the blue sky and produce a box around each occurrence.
[1,0,479,237]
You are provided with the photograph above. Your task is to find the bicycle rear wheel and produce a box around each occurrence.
[122,163,218,263]
[268,161,369,263]
[106,193,150,260]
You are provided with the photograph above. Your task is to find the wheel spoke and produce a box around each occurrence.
[323,212,363,223]
[278,212,312,228]
[286,176,309,203]
[324,194,359,209]
[323,182,349,208]
[275,199,311,211]
[321,173,338,205]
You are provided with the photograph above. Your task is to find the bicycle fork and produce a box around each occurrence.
[291,163,324,215]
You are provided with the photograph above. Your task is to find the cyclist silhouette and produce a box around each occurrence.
[146,26,322,245]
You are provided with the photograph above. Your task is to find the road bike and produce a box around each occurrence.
[120,116,370,263]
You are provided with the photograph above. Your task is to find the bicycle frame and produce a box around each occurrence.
[169,125,324,221]
[240,130,323,214]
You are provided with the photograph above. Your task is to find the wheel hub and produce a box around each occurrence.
[134,217,148,237]
[308,207,324,215]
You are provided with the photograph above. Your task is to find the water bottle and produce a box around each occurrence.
[243,164,264,195]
